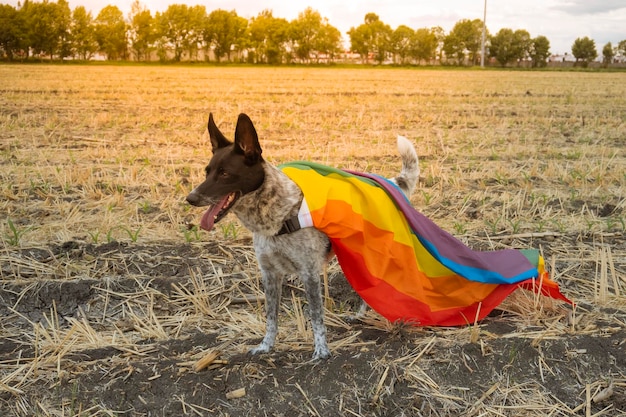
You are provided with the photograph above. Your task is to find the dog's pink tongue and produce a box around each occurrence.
[199,199,228,231]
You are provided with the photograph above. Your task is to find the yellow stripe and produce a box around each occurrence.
[282,167,410,244]
[282,166,456,277]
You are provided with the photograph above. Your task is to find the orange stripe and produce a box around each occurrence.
[312,199,454,277]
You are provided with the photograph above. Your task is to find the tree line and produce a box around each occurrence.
[1,0,625,66]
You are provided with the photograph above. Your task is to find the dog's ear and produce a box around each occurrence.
[234,113,263,165]
[208,113,231,153]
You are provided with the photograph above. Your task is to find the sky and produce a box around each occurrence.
[9,0,626,54]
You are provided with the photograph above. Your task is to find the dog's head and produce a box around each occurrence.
[186,113,265,231]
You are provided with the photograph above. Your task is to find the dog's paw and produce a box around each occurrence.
[249,342,272,356]
[345,314,364,323]
[312,346,331,360]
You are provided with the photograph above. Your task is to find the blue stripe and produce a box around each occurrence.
[417,236,539,284]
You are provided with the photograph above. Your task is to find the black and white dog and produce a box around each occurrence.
[186,113,419,359]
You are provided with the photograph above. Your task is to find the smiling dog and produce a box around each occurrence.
[187,113,418,359]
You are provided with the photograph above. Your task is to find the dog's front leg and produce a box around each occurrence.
[301,271,331,360]
[250,269,282,355]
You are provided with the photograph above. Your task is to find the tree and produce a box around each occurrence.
[347,23,369,62]
[489,28,530,67]
[347,13,392,64]
[571,36,597,66]
[71,6,97,60]
[20,0,69,59]
[204,9,247,62]
[513,30,531,63]
[290,8,323,63]
[187,5,207,61]
[430,26,445,61]
[0,4,20,60]
[390,25,414,64]
[412,27,438,64]
[618,40,626,57]
[154,4,204,62]
[248,10,289,64]
[95,5,127,60]
[55,0,72,59]
[367,13,392,64]
[489,29,514,66]
[529,35,550,67]
[314,21,342,62]
[288,8,341,63]
[442,33,463,64]
[128,0,155,61]
[601,42,614,67]
[444,19,484,65]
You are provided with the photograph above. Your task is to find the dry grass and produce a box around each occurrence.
[0,64,625,416]
[2,66,624,244]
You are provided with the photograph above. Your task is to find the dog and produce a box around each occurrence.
[186,113,419,359]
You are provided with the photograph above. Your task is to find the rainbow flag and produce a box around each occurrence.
[280,162,571,326]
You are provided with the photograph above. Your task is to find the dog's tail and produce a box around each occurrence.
[392,136,419,196]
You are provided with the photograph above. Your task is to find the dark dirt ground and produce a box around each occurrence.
[1,235,625,417]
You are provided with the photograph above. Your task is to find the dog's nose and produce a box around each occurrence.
[186,192,199,206]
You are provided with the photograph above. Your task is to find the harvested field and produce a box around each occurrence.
[0,64,625,416]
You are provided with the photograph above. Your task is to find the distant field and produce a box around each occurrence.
[0,65,625,416]
[1,65,624,242]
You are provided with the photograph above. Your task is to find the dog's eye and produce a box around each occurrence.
[217,167,229,178]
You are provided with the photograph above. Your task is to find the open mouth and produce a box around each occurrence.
[199,192,240,231]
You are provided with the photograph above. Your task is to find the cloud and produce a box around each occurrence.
[553,0,626,15]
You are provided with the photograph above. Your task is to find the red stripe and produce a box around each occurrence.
[518,273,573,304]
[332,239,523,326]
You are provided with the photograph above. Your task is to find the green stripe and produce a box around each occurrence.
[279,161,379,187]
[520,249,540,268]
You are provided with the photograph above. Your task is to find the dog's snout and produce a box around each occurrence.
[186,192,199,206]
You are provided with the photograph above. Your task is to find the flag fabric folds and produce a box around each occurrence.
[280,161,571,326]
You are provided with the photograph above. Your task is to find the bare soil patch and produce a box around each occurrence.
[1,234,625,416]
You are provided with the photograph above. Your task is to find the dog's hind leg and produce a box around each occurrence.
[250,269,283,355]
[347,299,369,322]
